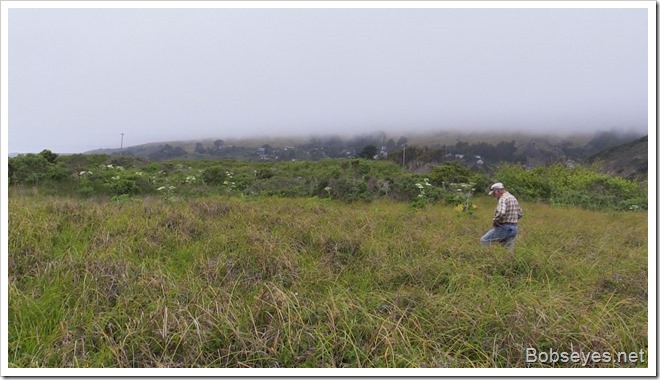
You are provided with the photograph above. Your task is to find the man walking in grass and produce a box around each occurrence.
[480,182,523,250]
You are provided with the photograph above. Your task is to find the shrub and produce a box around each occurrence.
[324,178,373,203]
[495,163,646,210]
[249,177,308,197]
[495,164,552,200]
[77,186,96,198]
[255,168,275,180]
[429,162,473,186]
[9,154,52,185]
[38,149,58,164]
[110,178,140,196]
[47,165,70,182]
[429,162,489,193]
[8,153,646,211]
[202,166,227,185]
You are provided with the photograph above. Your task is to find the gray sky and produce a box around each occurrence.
[7,3,651,153]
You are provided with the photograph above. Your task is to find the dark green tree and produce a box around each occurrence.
[202,165,227,185]
[261,144,273,155]
[358,145,379,159]
[195,143,207,154]
[39,149,58,164]
[429,162,475,185]
[8,154,51,184]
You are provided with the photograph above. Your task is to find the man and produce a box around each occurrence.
[480,182,523,250]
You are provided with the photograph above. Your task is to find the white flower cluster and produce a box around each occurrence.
[415,178,432,197]
[449,183,475,193]
[100,164,124,170]
[223,171,236,188]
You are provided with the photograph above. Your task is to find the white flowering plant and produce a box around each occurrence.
[411,178,436,209]
[223,170,238,194]
[156,185,177,199]
[447,182,477,213]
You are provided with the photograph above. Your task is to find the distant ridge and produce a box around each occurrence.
[82,131,600,157]
[587,135,648,181]
[79,130,648,180]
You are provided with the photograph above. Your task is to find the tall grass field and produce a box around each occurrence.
[8,192,647,368]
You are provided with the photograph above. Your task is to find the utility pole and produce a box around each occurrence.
[120,133,124,153]
[402,144,406,170]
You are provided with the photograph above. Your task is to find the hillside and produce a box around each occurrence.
[587,135,648,181]
[82,130,647,179]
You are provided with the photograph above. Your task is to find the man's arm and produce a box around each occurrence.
[493,198,507,226]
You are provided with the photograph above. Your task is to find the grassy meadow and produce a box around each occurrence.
[8,191,648,368]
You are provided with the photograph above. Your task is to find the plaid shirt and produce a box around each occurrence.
[494,191,523,225]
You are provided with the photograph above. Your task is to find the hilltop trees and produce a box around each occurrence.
[439,140,518,163]
[195,143,207,154]
[358,145,379,159]
[148,144,187,160]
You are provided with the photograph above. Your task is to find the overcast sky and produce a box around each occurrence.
[6,2,651,153]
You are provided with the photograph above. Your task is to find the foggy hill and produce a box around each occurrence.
[82,130,647,179]
[587,135,648,181]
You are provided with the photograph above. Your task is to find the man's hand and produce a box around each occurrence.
[493,221,501,228]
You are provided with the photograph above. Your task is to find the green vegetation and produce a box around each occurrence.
[8,154,647,210]
[496,163,647,210]
[8,194,647,367]
[8,153,648,368]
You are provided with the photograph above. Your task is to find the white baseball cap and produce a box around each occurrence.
[488,182,504,195]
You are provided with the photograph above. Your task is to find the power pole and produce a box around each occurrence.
[120,133,124,153]
[402,144,406,170]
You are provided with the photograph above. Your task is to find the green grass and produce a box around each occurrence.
[8,194,648,368]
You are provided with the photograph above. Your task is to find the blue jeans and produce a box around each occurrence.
[481,224,518,249]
